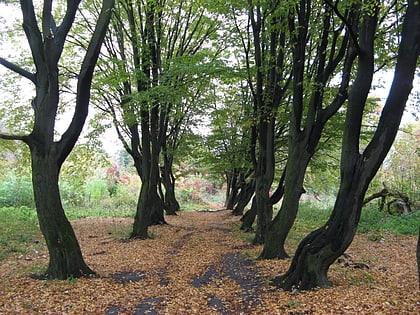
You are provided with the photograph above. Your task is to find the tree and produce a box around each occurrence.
[242,0,292,245]
[204,82,254,213]
[260,0,358,259]
[91,0,223,238]
[0,0,114,279]
[275,0,420,290]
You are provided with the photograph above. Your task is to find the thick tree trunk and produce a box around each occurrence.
[31,152,95,279]
[131,163,165,239]
[252,116,276,245]
[253,173,273,245]
[260,144,309,259]
[131,181,152,239]
[274,163,367,290]
[163,184,180,215]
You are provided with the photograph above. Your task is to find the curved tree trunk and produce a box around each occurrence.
[232,178,255,216]
[260,144,309,259]
[274,164,367,289]
[31,152,95,279]
[240,197,257,232]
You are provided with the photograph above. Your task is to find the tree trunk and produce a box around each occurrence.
[131,181,151,239]
[232,179,255,216]
[160,157,180,215]
[163,183,180,215]
[131,159,166,239]
[31,151,95,279]
[274,163,367,290]
[240,197,257,232]
[260,144,309,259]
[225,169,239,210]
[276,0,420,290]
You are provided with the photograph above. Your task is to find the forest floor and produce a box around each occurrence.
[0,210,419,314]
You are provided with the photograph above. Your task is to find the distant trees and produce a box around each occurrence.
[0,0,114,279]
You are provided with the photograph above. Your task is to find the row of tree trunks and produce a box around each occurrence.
[259,0,356,260]
[232,179,255,216]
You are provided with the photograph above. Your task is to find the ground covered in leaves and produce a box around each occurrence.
[0,210,419,314]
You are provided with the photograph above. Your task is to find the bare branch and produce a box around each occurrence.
[0,132,27,142]
[0,57,36,84]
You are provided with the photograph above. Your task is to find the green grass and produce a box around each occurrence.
[65,205,135,220]
[1,197,418,263]
[358,204,420,235]
[0,206,41,261]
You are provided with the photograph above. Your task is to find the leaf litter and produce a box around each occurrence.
[0,210,419,314]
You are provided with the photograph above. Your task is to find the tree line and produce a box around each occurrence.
[0,0,419,290]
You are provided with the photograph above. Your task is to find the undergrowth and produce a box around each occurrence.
[1,196,418,262]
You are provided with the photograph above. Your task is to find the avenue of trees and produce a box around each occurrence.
[0,0,419,290]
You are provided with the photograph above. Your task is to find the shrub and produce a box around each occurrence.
[0,171,34,208]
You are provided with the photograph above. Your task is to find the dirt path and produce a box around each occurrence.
[104,210,265,314]
[0,210,419,314]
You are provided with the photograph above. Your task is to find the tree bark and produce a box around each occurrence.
[260,144,309,258]
[225,169,239,210]
[232,178,255,216]
[240,197,257,232]
[30,152,95,279]
[274,164,367,289]
[160,155,180,215]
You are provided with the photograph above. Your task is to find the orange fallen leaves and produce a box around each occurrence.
[0,210,419,314]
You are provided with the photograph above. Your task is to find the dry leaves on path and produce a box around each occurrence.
[0,210,419,314]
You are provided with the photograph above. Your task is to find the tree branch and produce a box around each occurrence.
[0,57,36,84]
[0,132,27,142]
[58,0,115,165]
[324,0,361,52]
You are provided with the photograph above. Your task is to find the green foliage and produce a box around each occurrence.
[0,171,34,208]
[84,179,109,205]
[369,122,420,209]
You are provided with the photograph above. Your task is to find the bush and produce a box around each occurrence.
[84,179,109,206]
[0,172,34,208]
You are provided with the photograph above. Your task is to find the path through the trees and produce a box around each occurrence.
[0,210,418,314]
